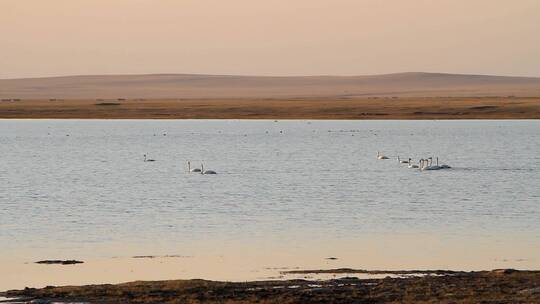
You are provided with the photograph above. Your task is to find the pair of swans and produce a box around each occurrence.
[394,156,420,168]
[143,156,218,174]
[397,156,423,168]
[381,153,415,166]
[398,156,422,169]
[187,161,217,175]
[380,152,414,164]
[401,157,425,169]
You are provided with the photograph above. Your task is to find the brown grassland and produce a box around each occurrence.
[0,97,539,119]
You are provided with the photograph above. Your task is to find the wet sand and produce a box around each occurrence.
[0,97,539,119]
[1,235,538,292]
[2,270,539,303]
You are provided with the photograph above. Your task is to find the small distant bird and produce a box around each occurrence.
[143,154,156,162]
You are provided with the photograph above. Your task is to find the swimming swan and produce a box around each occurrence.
[187,161,201,173]
[398,156,410,164]
[143,154,156,162]
[436,157,452,169]
[408,158,419,168]
[377,151,389,160]
[201,164,217,175]
[421,157,441,171]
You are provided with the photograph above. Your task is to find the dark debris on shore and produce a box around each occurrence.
[1,269,539,303]
[35,260,84,265]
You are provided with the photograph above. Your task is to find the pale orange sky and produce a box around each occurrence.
[1,0,539,79]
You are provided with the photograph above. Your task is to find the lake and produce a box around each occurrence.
[1,119,539,289]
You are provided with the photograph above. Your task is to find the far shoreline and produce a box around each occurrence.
[1,97,539,120]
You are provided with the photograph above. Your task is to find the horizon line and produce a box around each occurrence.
[2,71,540,81]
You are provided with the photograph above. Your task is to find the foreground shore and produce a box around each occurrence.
[2,269,539,303]
[1,97,539,119]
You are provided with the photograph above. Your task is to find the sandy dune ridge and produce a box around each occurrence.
[2,72,540,99]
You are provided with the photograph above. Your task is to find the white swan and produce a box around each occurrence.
[377,151,389,160]
[187,161,201,173]
[143,154,156,162]
[201,164,217,175]
[398,156,410,164]
[436,157,452,169]
[408,158,419,168]
[421,157,441,171]
[428,157,441,170]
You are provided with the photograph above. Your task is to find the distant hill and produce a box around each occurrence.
[1,72,540,99]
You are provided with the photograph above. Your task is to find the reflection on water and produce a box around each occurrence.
[0,119,539,286]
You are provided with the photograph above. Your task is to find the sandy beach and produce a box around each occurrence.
[1,234,537,291]
[1,97,539,119]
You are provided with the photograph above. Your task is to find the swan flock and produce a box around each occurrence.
[378,152,451,171]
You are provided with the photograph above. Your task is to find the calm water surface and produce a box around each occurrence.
[1,119,539,265]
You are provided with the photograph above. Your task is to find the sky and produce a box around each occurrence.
[1,0,540,79]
